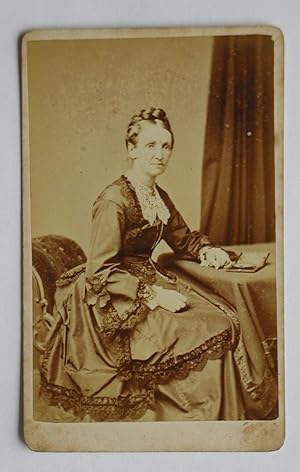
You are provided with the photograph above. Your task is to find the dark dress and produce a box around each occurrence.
[39,175,277,421]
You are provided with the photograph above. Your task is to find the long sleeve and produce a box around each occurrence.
[85,197,149,336]
[161,192,211,261]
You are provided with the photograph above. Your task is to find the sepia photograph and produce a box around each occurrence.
[22,26,284,451]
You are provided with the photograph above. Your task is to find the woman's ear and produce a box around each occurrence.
[127,142,137,160]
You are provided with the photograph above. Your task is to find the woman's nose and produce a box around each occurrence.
[154,147,164,160]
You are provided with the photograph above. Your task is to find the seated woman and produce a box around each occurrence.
[39,107,277,422]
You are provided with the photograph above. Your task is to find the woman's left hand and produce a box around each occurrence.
[201,247,232,269]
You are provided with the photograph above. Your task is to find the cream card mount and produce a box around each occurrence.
[22,26,284,452]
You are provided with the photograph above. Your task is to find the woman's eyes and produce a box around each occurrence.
[146,143,171,150]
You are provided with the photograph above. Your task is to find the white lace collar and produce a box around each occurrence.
[125,172,170,226]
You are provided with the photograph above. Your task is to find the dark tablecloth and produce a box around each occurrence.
[158,243,277,367]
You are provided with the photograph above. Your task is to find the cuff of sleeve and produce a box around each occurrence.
[100,280,150,336]
[142,284,160,310]
[198,245,213,264]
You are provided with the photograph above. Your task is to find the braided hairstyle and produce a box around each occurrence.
[125,107,174,149]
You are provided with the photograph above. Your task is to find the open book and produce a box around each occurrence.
[225,251,270,273]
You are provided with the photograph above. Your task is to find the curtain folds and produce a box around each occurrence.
[200,35,275,245]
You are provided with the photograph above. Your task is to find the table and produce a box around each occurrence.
[158,242,277,368]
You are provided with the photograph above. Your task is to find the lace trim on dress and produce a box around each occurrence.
[125,173,170,226]
[233,341,278,418]
[40,324,275,421]
[118,328,234,384]
[98,331,132,368]
[120,257,157,284]
[95,280,150,338]
[244,366,278,418]
[40,327,233,421]
[56,264,86,287]
[39,374,155,422]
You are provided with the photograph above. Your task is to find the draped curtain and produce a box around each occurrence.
[200,35,275,245]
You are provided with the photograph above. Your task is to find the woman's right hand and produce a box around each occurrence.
[153,286,188,313]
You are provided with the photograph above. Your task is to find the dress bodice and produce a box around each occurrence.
[94,175,165,259]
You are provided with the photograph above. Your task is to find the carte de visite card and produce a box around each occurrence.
[22,25,284,451]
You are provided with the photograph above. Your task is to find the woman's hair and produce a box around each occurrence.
[125,107,174,149]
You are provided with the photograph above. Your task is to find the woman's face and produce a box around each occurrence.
[128,121,173,179]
